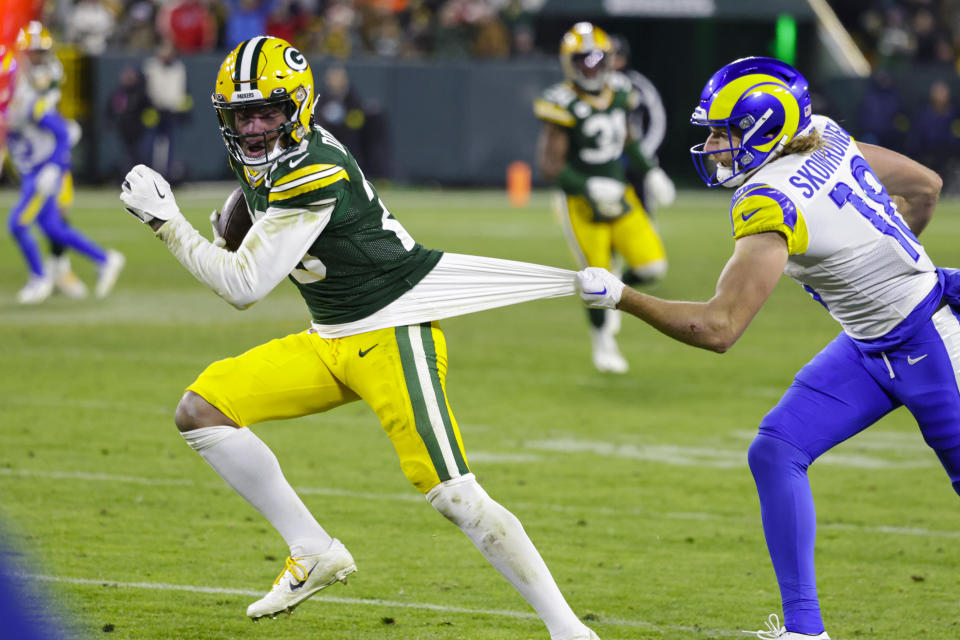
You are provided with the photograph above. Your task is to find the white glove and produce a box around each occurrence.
[35,164,62,197]
[644,167,676,209]
[209,209,226,248]
[120,164,182,224]
[585,176,627,218]
[67,118,83,147]
[576,267,625,309]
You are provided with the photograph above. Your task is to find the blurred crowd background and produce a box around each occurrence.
[8,0,960,192]
[35,0,548,60]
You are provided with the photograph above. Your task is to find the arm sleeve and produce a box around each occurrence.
[156,203,334,309]
[556,165,589,195]
[625,139,656,173]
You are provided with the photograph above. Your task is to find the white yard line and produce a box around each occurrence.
[19,573,807,639]
[1,467,957,539]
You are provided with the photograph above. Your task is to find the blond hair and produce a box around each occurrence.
[781,129,826,156]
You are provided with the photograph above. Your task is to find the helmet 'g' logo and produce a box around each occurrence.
[284,47,308,71]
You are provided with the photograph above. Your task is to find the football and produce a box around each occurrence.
[216,187,252,252]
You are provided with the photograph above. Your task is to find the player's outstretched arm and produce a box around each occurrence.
[857,141,942,236]
[577,232,787,353]
[536,122,568,184]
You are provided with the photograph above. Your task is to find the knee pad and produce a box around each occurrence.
[426,474,489,525]
[624,260,667,286]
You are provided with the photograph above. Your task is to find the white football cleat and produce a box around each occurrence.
[569,629,601,640]
[48,256,89,299]
[16,274,54,304]
[246,539,356,620]
[742,614,830,639]
[94,250,125,298]
[591,328,628,374]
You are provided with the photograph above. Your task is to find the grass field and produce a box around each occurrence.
[1,185,959,640]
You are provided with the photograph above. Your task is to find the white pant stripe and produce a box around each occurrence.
[932,305,960,395]
[408,325,460,479]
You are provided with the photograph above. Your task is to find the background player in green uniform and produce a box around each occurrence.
[535,22,671,374]
[120,36,600,640]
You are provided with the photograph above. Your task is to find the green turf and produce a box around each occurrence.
[1,185,959,640]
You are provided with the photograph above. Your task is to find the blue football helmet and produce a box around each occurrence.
[690,57,813,188]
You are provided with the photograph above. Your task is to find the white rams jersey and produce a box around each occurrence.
[729,115,937,340]
[5,78,61,174]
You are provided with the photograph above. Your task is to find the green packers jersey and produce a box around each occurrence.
[533,73,639,192]
[230,125,442,325]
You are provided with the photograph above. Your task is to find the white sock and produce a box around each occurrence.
[427,474,590,640]
[181,426,332,557]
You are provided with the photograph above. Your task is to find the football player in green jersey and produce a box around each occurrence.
[535,22,672,374]
[120,36,600,640]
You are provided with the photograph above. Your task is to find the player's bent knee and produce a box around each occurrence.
[174,390,238,432]
[748,432,810,477]
[625,260,667,286]
[426,474,486,523]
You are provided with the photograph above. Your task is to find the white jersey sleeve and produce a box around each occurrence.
[730,115,936,340]
[156,204,333,309]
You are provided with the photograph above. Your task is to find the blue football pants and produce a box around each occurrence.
[8,171,105,276]
[749,304,960,634]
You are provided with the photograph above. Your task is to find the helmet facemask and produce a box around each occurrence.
[569,49,609,93]
[214,88,306,168]
[560,22,613,95]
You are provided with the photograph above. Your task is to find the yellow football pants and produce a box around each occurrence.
[187,322,470,494]
[558,184,666,270]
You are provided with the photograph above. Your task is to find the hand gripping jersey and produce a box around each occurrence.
[728,115,937,341]
[232,124,442,325]
[533,72,639,189]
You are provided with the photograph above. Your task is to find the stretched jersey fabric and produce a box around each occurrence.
[157,124,577,334]
[230,124,443,324]
[533,73,638,191]
[728,114,937,342]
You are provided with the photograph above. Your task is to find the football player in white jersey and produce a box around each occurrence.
[4,22,124,303]
[577,57,954,639]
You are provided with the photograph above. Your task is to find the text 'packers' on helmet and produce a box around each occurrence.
[560,22,613,94]
[16,21,53,52]
[689,56,813,188]
[211,36,314,168]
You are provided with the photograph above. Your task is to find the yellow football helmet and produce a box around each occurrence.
[560,22,613,94]
[211,36,314,168]
[16,21,54,52]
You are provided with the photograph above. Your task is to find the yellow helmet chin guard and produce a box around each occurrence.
[211,36,314,168]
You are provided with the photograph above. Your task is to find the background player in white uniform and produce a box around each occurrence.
[120,36,599,640]
[4,22,124,303]
[577,57,954,639]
